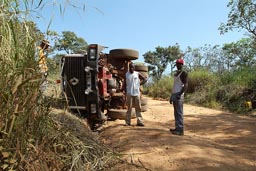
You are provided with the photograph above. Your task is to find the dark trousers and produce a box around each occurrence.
[172,95,184,131]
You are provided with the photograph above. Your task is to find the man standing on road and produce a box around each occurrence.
[125,62,147,126]
[169,58,188,136]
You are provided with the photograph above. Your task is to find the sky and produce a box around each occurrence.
[35,0,246,63]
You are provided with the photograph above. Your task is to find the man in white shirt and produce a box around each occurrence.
[169,58,188,135]
[125,63,147,126]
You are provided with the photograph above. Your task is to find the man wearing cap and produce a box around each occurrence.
[169,58,188,136]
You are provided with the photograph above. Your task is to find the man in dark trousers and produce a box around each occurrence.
[169,58,188,136]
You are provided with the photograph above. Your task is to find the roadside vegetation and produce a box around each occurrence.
[0,0,255,171]
[144,0,256,114]
[146,66,256,114]
[0,1,117,171]
[145,40,256,114]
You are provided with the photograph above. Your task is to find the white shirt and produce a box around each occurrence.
[126,71,140,96]
[172,71,184,95]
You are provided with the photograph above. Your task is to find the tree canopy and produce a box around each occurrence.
[143,44,182,81]
[54,31,88,54]
[219,0,256,38]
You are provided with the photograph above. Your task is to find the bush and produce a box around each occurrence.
[220,67,255,86]
[184,69,220,108]
[146,67,256,114]
[187,83,220,109]
[187,67,256,113]
[187,69,218,94]
[146,75,172,99]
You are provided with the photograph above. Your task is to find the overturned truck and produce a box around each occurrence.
[60,44,148,128]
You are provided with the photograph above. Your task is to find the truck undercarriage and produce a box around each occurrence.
[60,44,148,129]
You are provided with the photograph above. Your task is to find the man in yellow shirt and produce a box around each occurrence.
[38,39,50,78]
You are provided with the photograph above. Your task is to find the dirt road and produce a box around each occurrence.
[100,97,256,171]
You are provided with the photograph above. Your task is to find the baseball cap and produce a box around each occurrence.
[176,58,184,65]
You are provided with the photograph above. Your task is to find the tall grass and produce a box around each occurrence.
[0,1,117,170]
[0,2,47,169]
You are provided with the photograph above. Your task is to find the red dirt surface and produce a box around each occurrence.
[100,97,256,171]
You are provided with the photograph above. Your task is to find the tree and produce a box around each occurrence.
[184,47,203,71]
[222,37,256,69]
[213,0,256,74]
[219,0,256,38]
[184,45,226,73]
[143,44,182,81]
[54,31,88,54]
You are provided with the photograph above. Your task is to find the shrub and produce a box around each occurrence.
[146,75,172,99]
[187,69,218,94]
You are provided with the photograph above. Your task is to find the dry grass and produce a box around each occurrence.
[0,1,120,170]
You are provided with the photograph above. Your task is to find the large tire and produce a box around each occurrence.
[107,109,135,120]
[107,79,116,89]
[135,65,148,83]
[135,65,148,72]
[109,49,139,60]
[141,97,148,106]
[139,71,149,79]
[141,96,148,112]
[141,105,148,112]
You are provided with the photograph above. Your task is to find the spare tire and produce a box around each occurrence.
[109,49,139,60]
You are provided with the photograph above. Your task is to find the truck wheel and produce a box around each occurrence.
[135,65,148,72]
[139,71,149,79]
[141,97,148,106]
[135,65,148,82]
[109,49,139,60]
[107,79,116,89]
[107,109,135,120]
[141,105,148,112]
